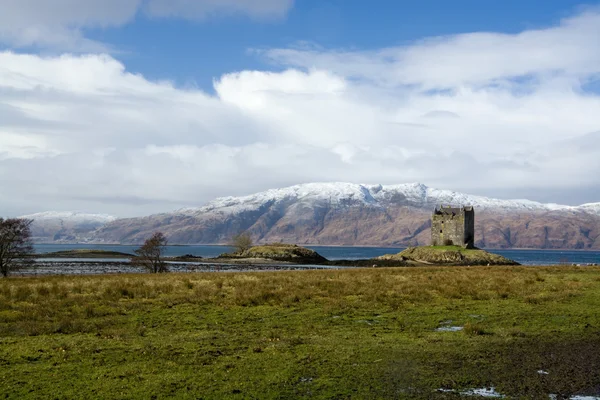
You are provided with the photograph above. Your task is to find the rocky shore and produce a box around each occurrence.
[24,244,520,276]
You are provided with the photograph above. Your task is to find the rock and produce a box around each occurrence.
[172,254,203,260]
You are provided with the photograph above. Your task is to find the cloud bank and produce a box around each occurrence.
[0,0,294,50]
[1,8,600,216]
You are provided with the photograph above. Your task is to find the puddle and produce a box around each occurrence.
[537,370,549,375]
[438,387,504,398]
[436,321,463,332]
[462,388,505,398]
[436,326,464,332]
[439,387,600,399]
[357,320,378,325]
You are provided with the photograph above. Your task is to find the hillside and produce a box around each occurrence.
[21,183,600,249]
[20,212,116,243]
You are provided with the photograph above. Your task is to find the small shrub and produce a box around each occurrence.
[231,232,253,254]
[463,322,487,336]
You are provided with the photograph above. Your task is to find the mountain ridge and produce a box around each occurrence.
[19,182,600,249]
[176,182,599,216]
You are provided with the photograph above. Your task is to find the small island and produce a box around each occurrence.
[216,243,327,264]
[35,249,135,258]
[377,245,519,266]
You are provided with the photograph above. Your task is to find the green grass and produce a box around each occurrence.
[428,245,472,252]
[1,266,600,398]
[224,243,326,263]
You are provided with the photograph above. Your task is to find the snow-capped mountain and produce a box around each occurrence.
[20,212,116,243]
[179,182,597,216]
[87,183,600,249]
[21,211,116,223]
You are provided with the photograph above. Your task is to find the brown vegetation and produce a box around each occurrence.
[231,232,253,253]
[131,232,168,273]
[0,218,34,277]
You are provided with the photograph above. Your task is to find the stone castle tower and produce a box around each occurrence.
[431,205,475,248]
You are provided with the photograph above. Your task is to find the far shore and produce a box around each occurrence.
[33,242,600,252]
[32,249,404,267]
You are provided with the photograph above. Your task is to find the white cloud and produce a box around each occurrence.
[263,9,600,90]
[0,0,141,51]
[0,0,294,50]
[2,9,600,217]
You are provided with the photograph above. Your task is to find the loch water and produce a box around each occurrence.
[34,244,600,266]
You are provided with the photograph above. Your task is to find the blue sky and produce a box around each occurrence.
[1,0,600,216]
[89,0,595,90]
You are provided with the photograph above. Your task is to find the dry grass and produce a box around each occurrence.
[0,266,592,336]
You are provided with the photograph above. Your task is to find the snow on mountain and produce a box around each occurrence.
[177,182,380,216]
[20,211,116,223]
[578,202,600,214]
[20,212,117,243]
[17,184,599,225]
[177,182,598,216]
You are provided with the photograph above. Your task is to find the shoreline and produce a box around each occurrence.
[14,260,347,276]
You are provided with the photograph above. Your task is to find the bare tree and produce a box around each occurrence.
[0,218,34,277]
[231,232,253,254]
[132,232,168,273]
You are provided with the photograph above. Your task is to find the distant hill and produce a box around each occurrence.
[20,212,116,243]
[21,183,600,249]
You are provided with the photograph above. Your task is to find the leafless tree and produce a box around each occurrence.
[132,232,168,273]
[0,218,34,277]
[231,232,253,254]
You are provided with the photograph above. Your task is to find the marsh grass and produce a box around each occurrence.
[1,266,600,398]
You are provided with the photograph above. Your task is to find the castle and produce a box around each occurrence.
[431,205,475,248]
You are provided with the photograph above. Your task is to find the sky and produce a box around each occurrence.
[1,0,600,217]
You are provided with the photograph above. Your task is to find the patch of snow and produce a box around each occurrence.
[578,202,600,215]
[174,182,600,217]
[537,370,550,375]
[179,182,384,216]
[20,211,116,223]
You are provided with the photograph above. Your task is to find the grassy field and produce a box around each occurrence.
[1,266,600,399]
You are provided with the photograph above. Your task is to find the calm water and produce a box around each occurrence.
[33,244,600,265]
